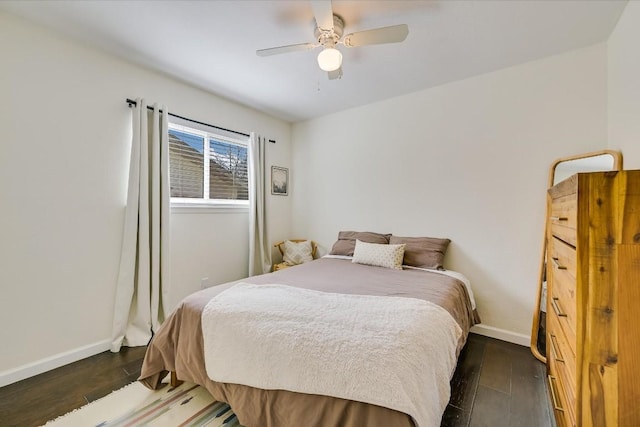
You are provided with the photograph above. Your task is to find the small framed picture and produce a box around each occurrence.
[271,166,289,196]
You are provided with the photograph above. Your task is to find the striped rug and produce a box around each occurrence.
[43,381,242,427]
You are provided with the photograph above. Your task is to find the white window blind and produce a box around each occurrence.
[168,122,249,206]
[169,128,204,199]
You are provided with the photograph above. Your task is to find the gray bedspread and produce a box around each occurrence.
[139,257,479,427]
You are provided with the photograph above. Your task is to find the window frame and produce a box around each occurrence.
[168,122,250,213]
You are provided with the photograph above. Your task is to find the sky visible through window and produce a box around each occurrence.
[169,129,247,161]
[169,129,203,152]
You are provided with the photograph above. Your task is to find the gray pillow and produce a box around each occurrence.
[329,231,391,256]
[389,236,451,270]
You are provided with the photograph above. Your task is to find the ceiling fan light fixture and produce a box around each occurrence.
[256,6,408,80]
[317,47,342,72]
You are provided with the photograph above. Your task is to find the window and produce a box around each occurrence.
[169,122,249,207]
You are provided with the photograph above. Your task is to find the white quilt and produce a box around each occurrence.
[201,283,462,427]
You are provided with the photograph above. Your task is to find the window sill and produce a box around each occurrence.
[171,202,249,214]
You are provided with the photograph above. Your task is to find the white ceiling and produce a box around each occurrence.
[0,0,627,122]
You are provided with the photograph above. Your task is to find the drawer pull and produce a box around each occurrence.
[550,216,568,221]
[550,334,564,362]
[551,297,567,317]
[552,257,567,270]
[548,375,565,412]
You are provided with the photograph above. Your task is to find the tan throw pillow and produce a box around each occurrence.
[389,236,451,270]
[283,240,313,266]
[329,231,391,256]
[352,239,405,270]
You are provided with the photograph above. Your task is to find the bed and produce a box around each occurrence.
[139,253,479,427]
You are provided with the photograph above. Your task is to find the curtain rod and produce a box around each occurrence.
[126,98,257,139]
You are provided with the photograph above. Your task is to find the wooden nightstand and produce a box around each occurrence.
[273,262,290,272]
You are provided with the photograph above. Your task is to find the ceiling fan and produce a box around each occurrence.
[256,0,409,80]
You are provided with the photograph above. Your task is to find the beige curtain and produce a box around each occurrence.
[248,133,271,275]
[111,99,170,352]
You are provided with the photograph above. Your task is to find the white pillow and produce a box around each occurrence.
[352,239,406,270]
[283,240,313,266]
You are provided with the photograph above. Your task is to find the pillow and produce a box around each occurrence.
[283,240,313,266]
[389,236,451,270]
[329,231,391,256]
[352,239,406,270]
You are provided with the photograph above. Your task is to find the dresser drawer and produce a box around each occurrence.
[549,291,577,359]
[549,193,577,246]
[550,271,576,340]
[548,307,576,392]
[548,300,577,427]
[549,327,577,427]
[549,236,577,279]
[548,372,576,427]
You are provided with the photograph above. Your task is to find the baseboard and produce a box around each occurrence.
[0,339,111,387]
[0,327,529,387]
[470,324,530,347]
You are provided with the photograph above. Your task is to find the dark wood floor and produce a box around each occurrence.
[0,334,552,427]
[0,346,147,427]
[442,333,553,427]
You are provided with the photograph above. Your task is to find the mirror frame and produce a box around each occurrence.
[530,149,623,363]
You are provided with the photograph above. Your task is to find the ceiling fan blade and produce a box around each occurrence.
[328,67,343,80]
[343,24,409,47]
[310,0,334,31]
[256,43,316,57]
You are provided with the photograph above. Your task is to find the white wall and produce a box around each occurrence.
[4,1,635,385]
[608,1,640,168]
[0,10,291,383]
[291,44,608,342]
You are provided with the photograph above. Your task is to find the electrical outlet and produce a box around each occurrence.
[200,277,209,289]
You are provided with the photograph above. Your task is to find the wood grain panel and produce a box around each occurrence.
[579,172,618,427]
[617,247,640,426]
[617,171,640,245]
[616,173,640,427]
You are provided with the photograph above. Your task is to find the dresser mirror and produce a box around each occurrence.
[530,149,623,363]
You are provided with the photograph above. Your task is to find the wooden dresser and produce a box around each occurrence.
[546,170,640,427]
